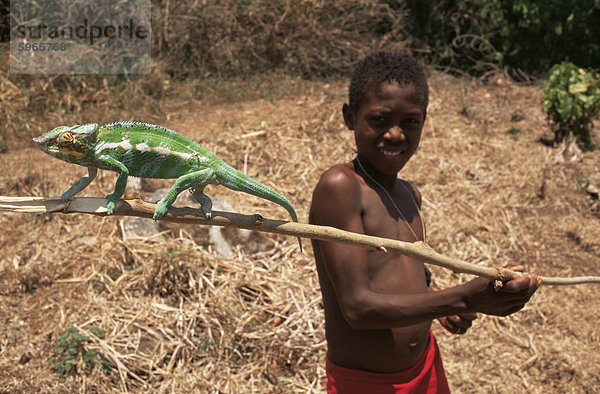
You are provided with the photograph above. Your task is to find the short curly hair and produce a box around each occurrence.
[348,51,429,113]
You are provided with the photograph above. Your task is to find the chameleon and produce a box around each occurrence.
[33,122,301,248]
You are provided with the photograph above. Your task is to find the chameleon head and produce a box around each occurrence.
[33,123,98,163]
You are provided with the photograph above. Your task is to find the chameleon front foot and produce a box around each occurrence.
[59,193,75,212]
[105,194,122,215]
[106,200,117,215]
[60,189,79,205]
[104,194,120,215]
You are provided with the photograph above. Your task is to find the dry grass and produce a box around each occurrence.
[153,0,410,78]
[1,71,600,393]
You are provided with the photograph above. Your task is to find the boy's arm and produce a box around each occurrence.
[429,285,477,335]
[311,168,541,331]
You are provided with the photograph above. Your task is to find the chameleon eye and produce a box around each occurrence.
[57,132,75,146]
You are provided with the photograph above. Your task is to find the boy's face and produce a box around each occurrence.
[343,82,426,176]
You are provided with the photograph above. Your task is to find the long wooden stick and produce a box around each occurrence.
[1,196,599,286]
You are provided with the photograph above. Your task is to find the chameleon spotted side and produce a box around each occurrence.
[33,122,301,247]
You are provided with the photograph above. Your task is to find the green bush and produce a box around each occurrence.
[542,62,600,147]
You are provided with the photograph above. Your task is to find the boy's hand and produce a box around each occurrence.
[439,313,477,335]
[463,265,542,316]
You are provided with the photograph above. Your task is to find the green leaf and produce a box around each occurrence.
[83,350,97,363]
[569,82,588,94]
[554,24,562,35]
[574,105,583,119]
[90,327,106,339]
[560,100,572,122]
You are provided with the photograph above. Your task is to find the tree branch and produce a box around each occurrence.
[1,196,599,286]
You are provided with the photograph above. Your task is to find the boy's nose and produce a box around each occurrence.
[384,125,405,142]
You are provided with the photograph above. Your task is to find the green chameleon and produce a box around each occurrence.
[33,122,301,248]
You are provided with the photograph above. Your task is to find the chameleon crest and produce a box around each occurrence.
[34,122,301,249]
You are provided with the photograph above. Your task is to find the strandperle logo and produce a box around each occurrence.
[10,0,151,74]
[14,18,149,46]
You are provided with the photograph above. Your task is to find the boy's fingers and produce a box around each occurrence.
[527,276,541,297]
[499,274,539,295]
[444,316,471,334]
[447,315,468,328]
[458,312,478,321]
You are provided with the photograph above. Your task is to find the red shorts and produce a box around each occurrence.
[326,331,450,393]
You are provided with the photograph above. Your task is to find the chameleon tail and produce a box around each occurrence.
[216,165,302,251]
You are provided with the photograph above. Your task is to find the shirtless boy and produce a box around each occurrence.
[309,51,541,393]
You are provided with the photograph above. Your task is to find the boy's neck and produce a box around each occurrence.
[354,156,397,189]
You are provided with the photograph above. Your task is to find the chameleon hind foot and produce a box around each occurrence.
[153,199,170,220]
[191,186,213,219]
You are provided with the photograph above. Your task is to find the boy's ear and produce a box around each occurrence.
[342,103,355,130]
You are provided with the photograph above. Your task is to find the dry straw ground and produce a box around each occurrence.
[1,72,600,393]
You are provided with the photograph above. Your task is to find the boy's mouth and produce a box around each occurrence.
[379,148,404,157]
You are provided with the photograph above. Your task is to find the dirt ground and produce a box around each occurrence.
[1,72,599,393]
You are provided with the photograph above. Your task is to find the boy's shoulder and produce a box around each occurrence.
[311,163,364,211]
[311,163,365,223]
[315,163,361,193]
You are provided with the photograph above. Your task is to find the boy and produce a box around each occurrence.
[309,51,541,393]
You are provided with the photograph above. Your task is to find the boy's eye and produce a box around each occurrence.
[370,116,388,124]
[401,118,422,128]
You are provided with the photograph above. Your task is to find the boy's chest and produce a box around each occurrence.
[365,249,428,293]
[360,185,424,243]
[360,187,428,292]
